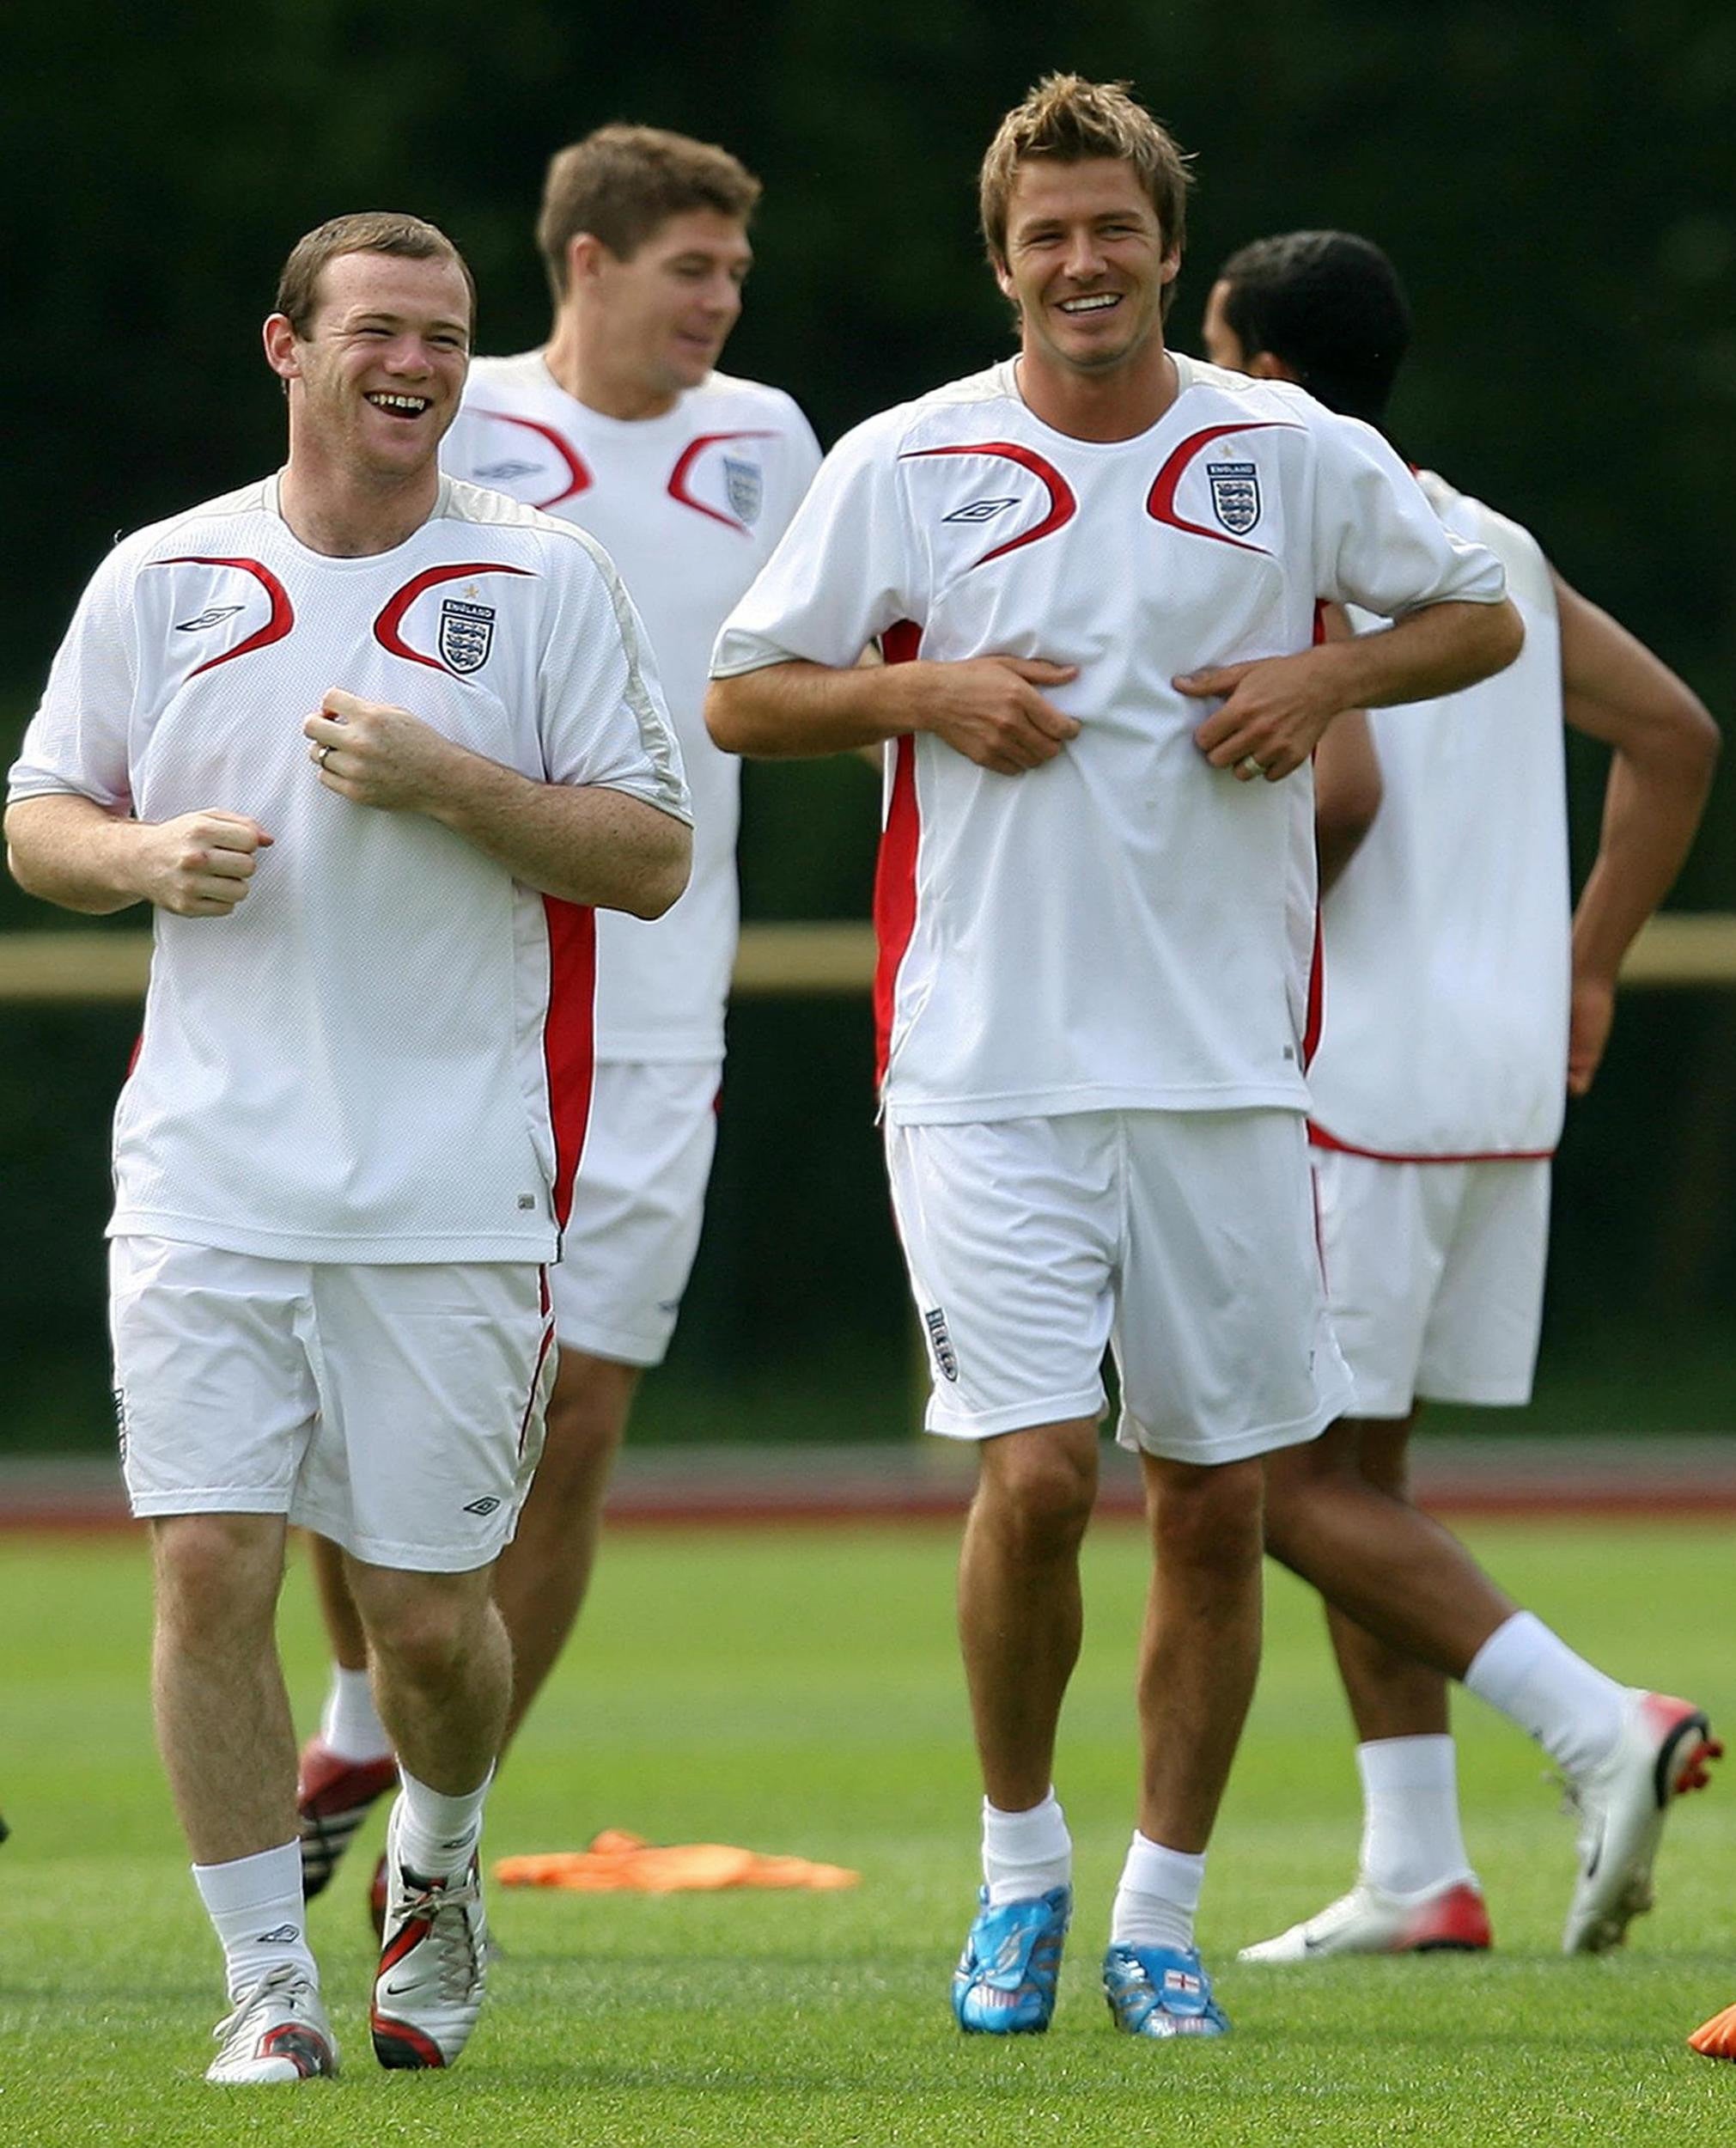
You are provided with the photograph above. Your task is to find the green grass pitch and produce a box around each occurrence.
[3,1517,1733,2144]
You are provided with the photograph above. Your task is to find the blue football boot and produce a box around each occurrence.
[1101,1943,1230,2039]
[951,1884,1071,2034]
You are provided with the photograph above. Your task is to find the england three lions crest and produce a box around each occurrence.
[438,597,496,674]
[722,455,763,528]
[1206,461,1261,536]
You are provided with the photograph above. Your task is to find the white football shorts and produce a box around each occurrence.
[1313,1148,1550,1417]
[110,1236,555,1571]
[886,1108,1352,1466]
[551,1059,719,1367]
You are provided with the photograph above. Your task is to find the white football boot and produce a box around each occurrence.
[1240,1875,1491,1962]
[206,1962,338,2084]
[369,1797,490,2068]
[1561,1689,1719,1955]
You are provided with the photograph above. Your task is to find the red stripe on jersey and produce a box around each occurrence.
[872,621,923,1089]
[1302,596,1329,1069]
[541,896,596,1230]
[1307,1122,1556,1165]
[667,430,777,533]
[898,442,1076,568]
[155,557,295,678]
[1146,423,1300,555]
[373,562,535,674]
[472,412,592,509]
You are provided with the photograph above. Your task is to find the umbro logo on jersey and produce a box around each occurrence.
[174,604,247,632]
[1206,461,1261,535]
[474,459,542,483]
[942,497,1020,525]
[438,598,496,675]
[923,1307,959,1382]
[463,1496,503,1516]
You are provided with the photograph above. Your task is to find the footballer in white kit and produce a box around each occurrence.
[1203,229,1720,1970]
[709,78,1523,2047]
[5,216,692,2085]
[443,350,819,1362]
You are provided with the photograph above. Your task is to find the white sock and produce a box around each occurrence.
[192,1841,317,2003]
[1464,1611,1629,1779]
[1356,1735,1476,1896]
[393,1767,491,1882]
[1109,1832,1205,1954]
[319,1664,393,1764]
[981,1790,1071,1907]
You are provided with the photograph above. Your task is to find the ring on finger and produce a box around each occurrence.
[315,742,332,769]
[1236,752,1266,778]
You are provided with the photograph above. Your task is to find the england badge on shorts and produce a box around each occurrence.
[722,456,763,528]
[1206,461,1260,535]
[438,598,496,674]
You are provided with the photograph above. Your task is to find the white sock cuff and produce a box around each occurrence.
[320,1663,393,1763]
[1119,1832,1206,1912]
[1355,1735,1459,1799]
[192,1840,302,1916]
[982,1790,1069,1861]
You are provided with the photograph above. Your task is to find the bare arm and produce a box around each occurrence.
[304,690,691,918]
[1180,597,1524,783]
[1309,604,1381,893]
[5,794,272,917]
[1553,571,1720,1095]
[706,654,1080,777]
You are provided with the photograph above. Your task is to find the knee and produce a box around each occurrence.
[153,1514,283,1636]
[1152,1458,1265,1577]
[361,1577,487,1687]
[978,1439,1098,1558]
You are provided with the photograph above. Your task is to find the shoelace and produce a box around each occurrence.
[213,1961,311,2047]
[396,1871,485,2004]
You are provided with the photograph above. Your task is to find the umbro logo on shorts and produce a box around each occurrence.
[463,1496,503,1516]
[923,1306,959,1382]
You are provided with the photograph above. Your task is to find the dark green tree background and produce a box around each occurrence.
[3,0,1732,1448]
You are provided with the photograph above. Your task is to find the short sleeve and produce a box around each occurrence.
[1311,412,1508,620]
[7,549,140,810]
[535,532,691,824]
[710,413,917,677]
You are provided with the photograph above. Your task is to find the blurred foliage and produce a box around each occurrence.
[2,0,1733,1447]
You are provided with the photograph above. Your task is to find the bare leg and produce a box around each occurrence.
[958,1419,1099,1812]
[1263,1416,1515,1677]
[492,1350,638,1747]
[1321,1413,1453,1740]
[308,1531,368,1672]
[344,1561,509,1796]
[1136,1455,1266,1852]
[152,1513,296,1864]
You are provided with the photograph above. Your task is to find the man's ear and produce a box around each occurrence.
[1246,349,1303,386]
[567,231,612,290]
[262,313,300,385]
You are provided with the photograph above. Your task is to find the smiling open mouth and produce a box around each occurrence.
[1058,294,1121,314]
[365,392,430,418]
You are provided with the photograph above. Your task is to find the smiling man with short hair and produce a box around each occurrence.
[707,76,1520,2043]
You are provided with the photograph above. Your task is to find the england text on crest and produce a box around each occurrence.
[438,597,496,675]
[722,455,763,528]
[1206,461,1261,536]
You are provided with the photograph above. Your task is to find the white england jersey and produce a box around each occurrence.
[1308,473,1568,1159]
[712,357,1508,1125]
[9,475,691,1261]
[442,356,820,1062]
